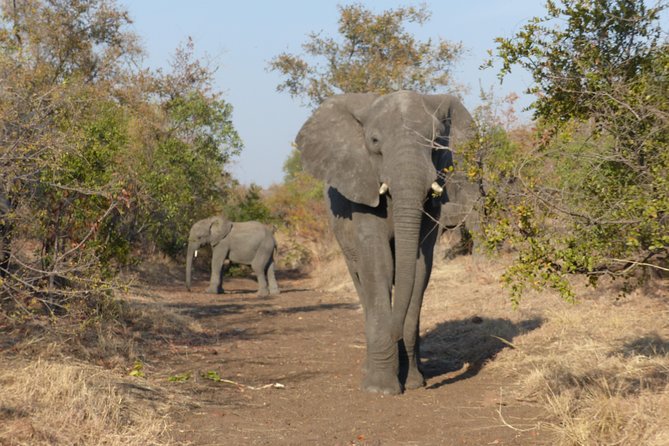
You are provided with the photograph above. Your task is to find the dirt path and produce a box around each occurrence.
[138,263,546,445]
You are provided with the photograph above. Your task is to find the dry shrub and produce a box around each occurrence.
[0,246,211,445]
[0,359,174,446]
[0,274,207,445]
[312,253,356,294]
[415,253,669,444]
[1,292,205,371]
[488,277,669,445]
[272,226,342,278]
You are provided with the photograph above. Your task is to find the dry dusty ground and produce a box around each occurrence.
[128,255,550,446]
[3,250,667,445]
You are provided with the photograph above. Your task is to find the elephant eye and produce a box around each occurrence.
[366,133,381,152]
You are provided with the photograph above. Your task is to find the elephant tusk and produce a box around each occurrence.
[379,183,389,195]
[194,250,198,258]
[431,182,443,196]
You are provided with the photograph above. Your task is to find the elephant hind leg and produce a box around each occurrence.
[251,257,270,297]
[267,261,280,295]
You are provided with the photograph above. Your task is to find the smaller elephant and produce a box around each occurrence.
[186,215,279,296]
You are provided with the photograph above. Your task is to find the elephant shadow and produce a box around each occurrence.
[416,316,543,389]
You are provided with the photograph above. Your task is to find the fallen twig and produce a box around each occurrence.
[219,378,286,391]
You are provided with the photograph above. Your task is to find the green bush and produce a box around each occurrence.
[481,0,669,302]
[0,2,242,316]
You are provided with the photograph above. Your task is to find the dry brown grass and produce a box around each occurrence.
[496,292,669,446]
[309,239,669,446]
[421,250,669,445]
[2,243,666,445]
[311,253,357,295]
[0,358,174,445]
[0,284,207,446]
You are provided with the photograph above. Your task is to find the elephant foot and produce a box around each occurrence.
[257,289,270,297]
[404,367,426,390]
[269,288,280,295]
[362,369,402,395]
[206,286,223,294]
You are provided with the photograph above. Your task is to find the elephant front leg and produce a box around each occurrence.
[252,258,270,297]
[362,315,401,395]
[207,245,228,294]
[401,272,428,390]
[402,314,425,390]
[402,219,438,390]
[356,233,401,395]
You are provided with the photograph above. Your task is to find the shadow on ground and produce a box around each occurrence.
[124,294,361,358]
[618,333,669,358]
[419,316,544,389]
[164,296,358,320]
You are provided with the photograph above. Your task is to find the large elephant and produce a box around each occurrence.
[185,216,279,296]
[296,91,473,394]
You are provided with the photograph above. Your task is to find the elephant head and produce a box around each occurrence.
[185,215,233,291]
[296,91,473,339]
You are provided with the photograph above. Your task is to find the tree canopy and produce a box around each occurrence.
[268,3,463,108]
[482,0,668,301]
[0,0,242,313]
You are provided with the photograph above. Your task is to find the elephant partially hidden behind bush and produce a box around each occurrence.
[440,170,484,259]
[185,215,279,296]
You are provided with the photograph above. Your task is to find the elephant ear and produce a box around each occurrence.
[296,93,381,207]
[423,95,475,170]
[422,94,475,150]
[210,217,233,246]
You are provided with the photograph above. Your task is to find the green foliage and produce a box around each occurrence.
[495,0,666,124]
[168,372,192,383]
[266,164,325,240]
[201,370,222,382]
[282,148,304,183]
[137,40,243,256]
[482,0,669,301]
[128,360,145,378]
[269,3,462,107]
[223,184,273,223]
[0,2,242,317]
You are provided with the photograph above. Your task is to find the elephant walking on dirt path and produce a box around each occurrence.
[186,215,279,296]
[296,91,474,395]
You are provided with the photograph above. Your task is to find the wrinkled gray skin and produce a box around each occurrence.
[0,195,11,277]
[186,216,279,296]
[296,91,473,394]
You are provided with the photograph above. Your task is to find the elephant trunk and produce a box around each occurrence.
[186,241,198,291]
[389,160,430,342]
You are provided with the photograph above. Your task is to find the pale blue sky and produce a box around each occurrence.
[121,1,548,187]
